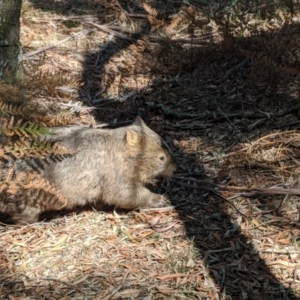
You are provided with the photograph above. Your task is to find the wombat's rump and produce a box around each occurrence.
[0,117,177,224]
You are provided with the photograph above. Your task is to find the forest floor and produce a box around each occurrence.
[1,0,300,299]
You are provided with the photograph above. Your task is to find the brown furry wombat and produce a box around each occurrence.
[0,117,176,224]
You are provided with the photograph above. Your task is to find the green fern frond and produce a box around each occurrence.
[13,122,50,137]
[1,119,51,138]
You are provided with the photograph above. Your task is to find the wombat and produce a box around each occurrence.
[0,117,177,224]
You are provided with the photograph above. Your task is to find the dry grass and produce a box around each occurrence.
[2,0,300,299]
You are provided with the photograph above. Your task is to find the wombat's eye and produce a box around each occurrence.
[159,155,166,161]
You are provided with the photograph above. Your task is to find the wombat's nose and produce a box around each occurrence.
[167,162,177,176]
[172,163,177,172]
[171,159,177,171]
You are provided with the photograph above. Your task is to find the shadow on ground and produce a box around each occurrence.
[4,0,300,299]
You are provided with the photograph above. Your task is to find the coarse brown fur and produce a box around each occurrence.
[0,117,177,224]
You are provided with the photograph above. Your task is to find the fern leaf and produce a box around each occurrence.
[22,172,68,208]
[2,120,51,138]
[21,122,51,136]
[0,100,31,116]
[143,3,158,17]
[0,172,68,210]
[4,138,75,159]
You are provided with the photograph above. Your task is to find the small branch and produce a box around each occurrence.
[174,176,222,189]
[260,249,300,254]
[233,188,300,197]
[218,107,252,143]
[172,179,248,218]
[148,103,201,119]
[32,15,96,22]
[35,16,217,45]
[206,247,233,253]
[85,22,211,45]
[84,22,134,42]
[175,176,300,196]
[22,29,96,60]
[213,59,249,84]
[201,147,249,162]
[139,206,176,213]
[173,176,300,219]
[126,13,149,19]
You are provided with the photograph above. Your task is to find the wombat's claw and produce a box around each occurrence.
[148,195,166,208]
[150,179,160,186]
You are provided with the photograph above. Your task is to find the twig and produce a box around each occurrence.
[174,176,300,196]
[173,176,222,189]
[85,22,211,45]
[245,218,299,231]
[148,103,201,119]
[172,179,248,218]
[276,192,290,210]
[139,206,176,213]
[40,277,85,293]
[206,247,233,253]
[84,22,134,42]
[200,147,249,162]
[218,107,252,143]
[212,58,249,84]
[247,130,298,156]
[101,271,129,300]
[230,189,299,198]
[260,249,300,254]
[126,13,149,19]
[202,129,300,162]
[34,15,217,44]
[32,15,96,22]
[0,224,35,236]
[173,176,300,219]
[22,29,96,60]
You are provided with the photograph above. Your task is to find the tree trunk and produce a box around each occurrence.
[0,0,22,81]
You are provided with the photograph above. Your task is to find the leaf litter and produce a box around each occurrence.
[2,0,300,299]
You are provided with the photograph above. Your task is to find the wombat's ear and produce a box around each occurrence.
[133,116,145,126]
[126,129,140,146]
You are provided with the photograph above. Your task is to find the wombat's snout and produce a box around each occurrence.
[161,161,177,178]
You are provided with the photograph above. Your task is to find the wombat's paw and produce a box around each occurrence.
[149,178,160,187]
[148,194,167,208]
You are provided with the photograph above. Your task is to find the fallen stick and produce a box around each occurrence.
[172,179,248,218]
[85,22,212,45]
[22,28,96,60]
[174,176,300,196]
[139,206,176,213]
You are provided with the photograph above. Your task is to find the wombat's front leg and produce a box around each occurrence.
[137,187,166,208]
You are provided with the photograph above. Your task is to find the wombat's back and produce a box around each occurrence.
[41,126,138,208]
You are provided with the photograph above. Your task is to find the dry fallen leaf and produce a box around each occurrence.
[156,285,177,294]
[112,289,141,299]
